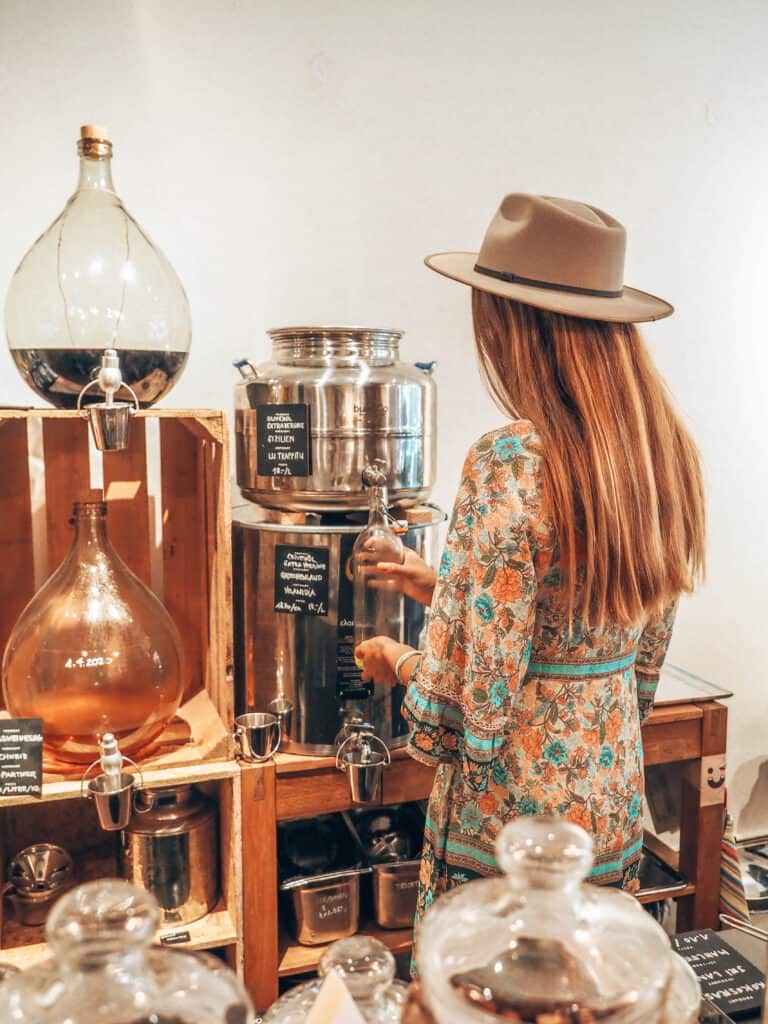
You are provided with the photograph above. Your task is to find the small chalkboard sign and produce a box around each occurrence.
[672,929,765,1019]
[257,403,311,478]
[0,718,43,798]
[274,545,330,616]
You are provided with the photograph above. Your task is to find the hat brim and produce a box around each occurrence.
[424,252,673,323]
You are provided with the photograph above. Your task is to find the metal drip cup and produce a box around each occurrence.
[86,772,137,831]
[336,732,391,805]
[84,402,135,451]
[268,697,294,737]
[234,712,281,762]
[81,752,145,832]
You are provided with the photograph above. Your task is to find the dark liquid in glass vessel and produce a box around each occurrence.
[10,348,189,408]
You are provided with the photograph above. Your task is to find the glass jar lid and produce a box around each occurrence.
[418,817,674,1024]
[319,935,397,999]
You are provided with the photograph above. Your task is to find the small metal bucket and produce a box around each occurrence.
[86,772,137,831]
[234,712,281,762]
[268,697,294,737]
[336,733,391,805]
[84,402,135,452]
[81,756,144,832]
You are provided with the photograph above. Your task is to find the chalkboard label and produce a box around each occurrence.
[0,718,43,798]
[673,929,765,1018]
[257,403,311,478]
[274,545,330,616]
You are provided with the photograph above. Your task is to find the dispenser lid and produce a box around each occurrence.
[417,817,674,1023]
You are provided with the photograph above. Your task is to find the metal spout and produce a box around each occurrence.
[77,349,139,452]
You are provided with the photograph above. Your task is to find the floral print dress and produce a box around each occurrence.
[402,421,677,924]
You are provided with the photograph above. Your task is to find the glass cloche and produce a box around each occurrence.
[5,125,191,408]
[263,935,408,1023]
[416,816,701,1024]
[0,879,253,1023]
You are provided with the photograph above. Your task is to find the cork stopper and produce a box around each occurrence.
[80,124,110,141]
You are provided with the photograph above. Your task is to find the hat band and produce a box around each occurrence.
[473,263,623,299]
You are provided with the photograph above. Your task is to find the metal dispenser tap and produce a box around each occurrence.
[77,349,140,451]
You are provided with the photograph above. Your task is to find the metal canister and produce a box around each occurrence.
[234,326,437,511]
[232,503,443,754]
[119,785,218,926]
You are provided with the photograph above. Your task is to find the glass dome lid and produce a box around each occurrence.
[417,817,674,1024]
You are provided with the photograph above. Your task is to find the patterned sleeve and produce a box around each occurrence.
[403,430,540,792]
[635,601,678,723]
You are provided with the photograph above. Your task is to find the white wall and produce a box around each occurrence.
[1,0,766,830]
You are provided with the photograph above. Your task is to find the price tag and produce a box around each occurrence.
[673,929,766,1018]
[0,718,43,798]
[274,545,330,617]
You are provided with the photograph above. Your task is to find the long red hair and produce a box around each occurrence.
[472,290,706,626]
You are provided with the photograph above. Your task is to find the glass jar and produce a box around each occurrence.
[2,499,184,764]
[417,816,701,1024]
[0,879,253,1023]
[263,935,408,1023]
[5,125,191,408]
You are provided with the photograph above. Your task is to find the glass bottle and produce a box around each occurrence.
[263,935,408,1023]
[5,125,191,408]
[353,465,405,652]
[0,879,253,1023]
[416,816,701,1024]
[2,499,184,764]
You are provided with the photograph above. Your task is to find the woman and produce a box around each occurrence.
[355,193,705,921]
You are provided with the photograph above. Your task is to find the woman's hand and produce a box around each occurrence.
[355,637,414,686]
[375,548,437,606]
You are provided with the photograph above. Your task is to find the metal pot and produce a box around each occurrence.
[234,326,437,511]
[119,785,218,926]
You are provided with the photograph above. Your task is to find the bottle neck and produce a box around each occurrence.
[76,155,115,192]
[367,485,389,526]
[72,507,110,553]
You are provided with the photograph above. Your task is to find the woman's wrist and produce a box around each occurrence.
[394,648,423,684]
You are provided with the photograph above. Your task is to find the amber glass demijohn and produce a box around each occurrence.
[2,500,184,764]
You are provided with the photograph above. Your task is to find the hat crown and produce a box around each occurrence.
[477,193,627,295]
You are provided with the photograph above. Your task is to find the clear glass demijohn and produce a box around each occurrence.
[1,499,184,764]
[353,464,405,652]
[416,816,701,1024]
[5,125,191,408]
[263,935,408,1023]
[0,879,254,1023]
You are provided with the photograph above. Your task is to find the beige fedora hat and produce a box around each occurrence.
[425,193,673,323]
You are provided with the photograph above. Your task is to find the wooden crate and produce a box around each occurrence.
[0,408,234,779]
[0,759,243,972]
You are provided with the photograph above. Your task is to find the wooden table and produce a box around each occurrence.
[241,699,728,1012]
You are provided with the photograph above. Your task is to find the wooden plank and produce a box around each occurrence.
[102,416,151,585]
[0,419,35,670]
[677,702,728,931]
[642,718,702,766]
[42,418,92,570]
[241,762,280,1012]
[276,754,434,822]
[160,418,207,701]
[279,924,414,977]
[200,413,234,736]
[645,704,703,726]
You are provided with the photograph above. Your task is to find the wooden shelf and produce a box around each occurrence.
[0,745,238,808]
[274,748,434,822]
[279,924,413,978]
[0,900,238,971]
